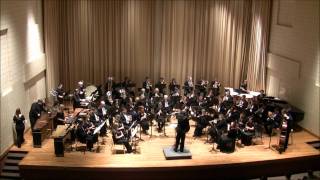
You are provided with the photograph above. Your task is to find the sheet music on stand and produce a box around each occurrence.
[93,121,106,135]
[130,124,139,139]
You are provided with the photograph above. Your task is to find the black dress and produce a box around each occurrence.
[13,115,25,148]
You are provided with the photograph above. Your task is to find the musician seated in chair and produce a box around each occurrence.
[162,95,173,121]
[112,123,133,153]
[97,101,108,136]
[85,122,98,151]
[76,120,97,151]
[264,111,275,136]
[137,106,149,134]
[240,117,255,146]
[120,107,133,130]
[227,121,239,140]
[155,103,166,132]
[53,104,65,129]
[193,109,209,137]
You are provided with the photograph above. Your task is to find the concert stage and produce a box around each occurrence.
[15,119,320,180]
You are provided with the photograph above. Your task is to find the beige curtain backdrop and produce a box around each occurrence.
[44,0,270,92]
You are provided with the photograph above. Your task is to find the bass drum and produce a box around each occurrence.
[85,85,97,98]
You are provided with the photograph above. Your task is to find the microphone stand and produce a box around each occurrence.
[139,123,144,141]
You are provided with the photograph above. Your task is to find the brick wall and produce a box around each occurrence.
[0,0,46,154]
[267,0,319,136]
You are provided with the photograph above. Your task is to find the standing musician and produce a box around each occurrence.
[143,76,153,97]
[174,106,190,152]
[211,79,221,97]
[29,99,46,129]
[281,108,293,150]
[55,83,66,105]
[169,78,179,95]
[77,81,86,99]
[184,76,194,96]
[240,79,248,93]
[105,76,115,93]
[155,77,166,95]
[273,108,282,128]
[122,77,135,97]
[13,108,26,148]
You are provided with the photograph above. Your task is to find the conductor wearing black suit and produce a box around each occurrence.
[29,99,45,129]
[174,107,190,152]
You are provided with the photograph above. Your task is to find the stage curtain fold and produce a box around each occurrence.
[44,0,271,92]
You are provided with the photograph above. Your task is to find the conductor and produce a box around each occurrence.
[174,106,190,152]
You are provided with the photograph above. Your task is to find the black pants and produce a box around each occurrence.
[284,128,292,150]
[194,125,204,137]
[16,126,25,148]
[141,120,149,131]
[157,119,165,130]
[100,124,107,136]
[29,117,36,130]
[175,131,186,152]
[118,139,132,152]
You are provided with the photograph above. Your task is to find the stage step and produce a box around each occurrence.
[2,166,19,173]
[0,172,21,179]
[4,160,20,166]
[6,151,28,154]
[6,153,26,160]
[0,151,27,180]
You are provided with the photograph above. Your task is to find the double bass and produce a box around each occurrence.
[278,118,288,154]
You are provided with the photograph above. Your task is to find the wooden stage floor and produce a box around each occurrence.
[15,118,320,179]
